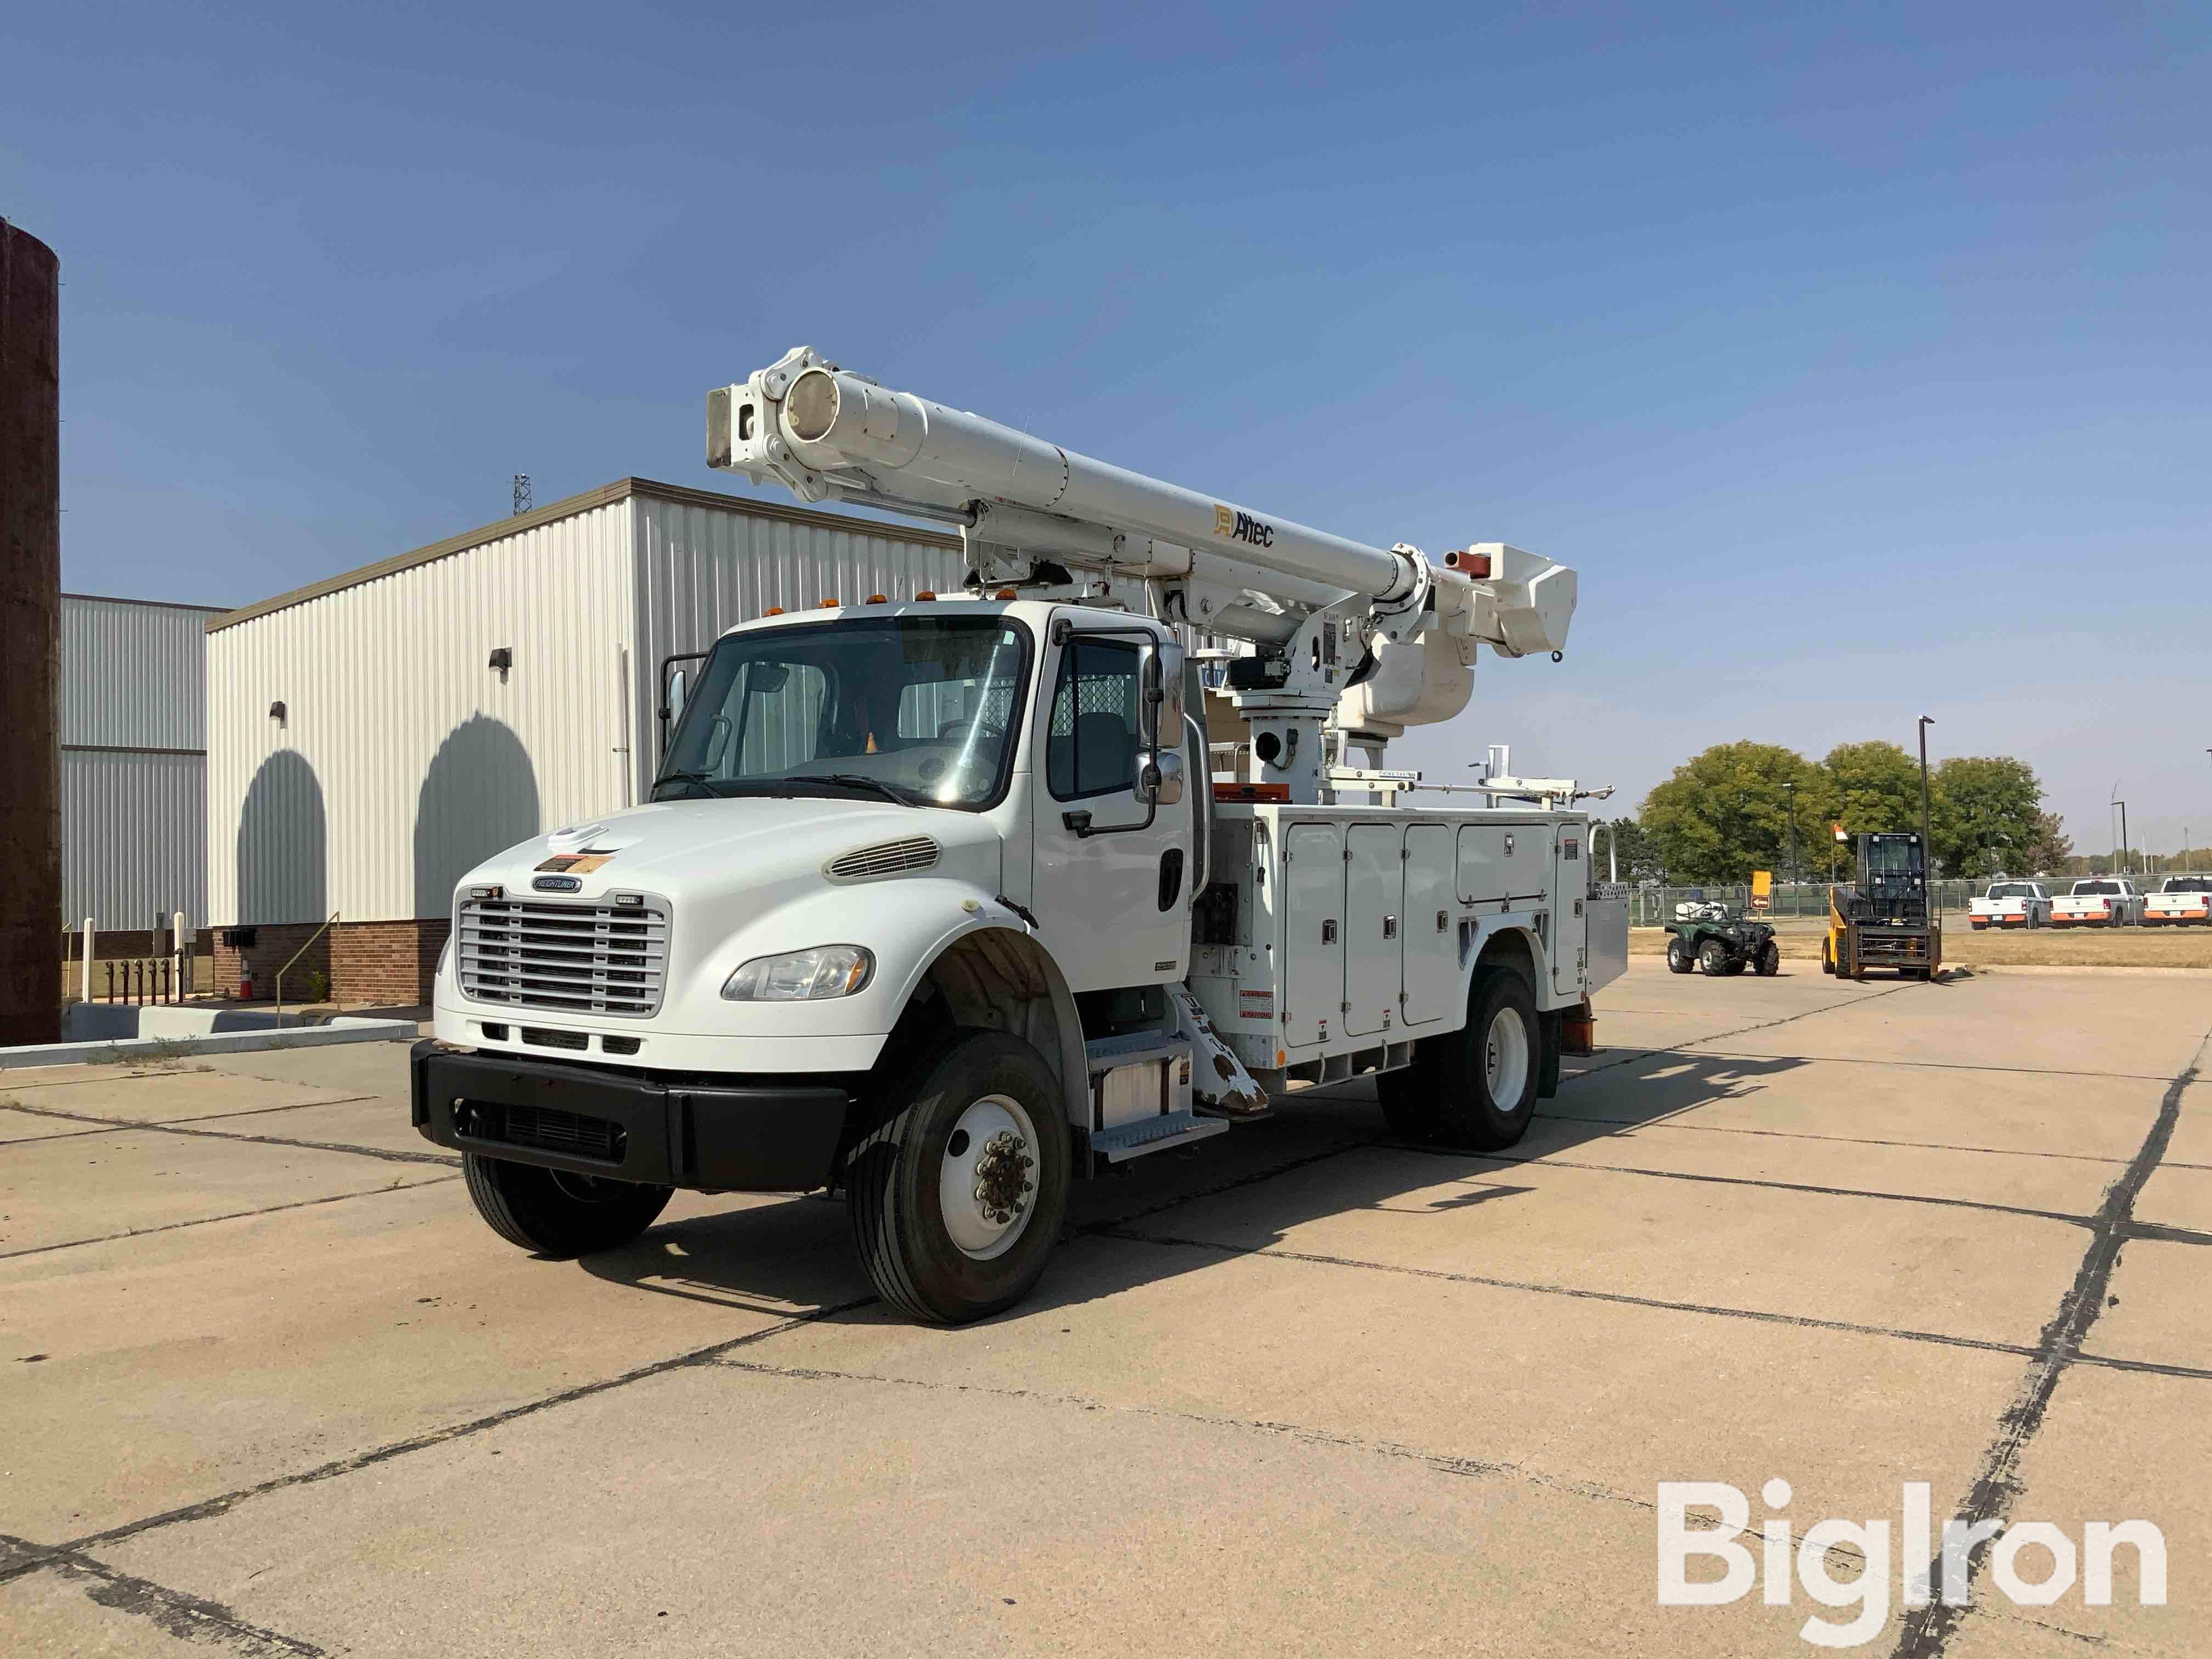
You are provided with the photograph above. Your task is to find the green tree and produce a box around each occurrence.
[1821,741,1925,844]
[1594,816,1666,883]
[1640,742,1828,884]
[2021,811,2074,876]
[1933,756,2048,878]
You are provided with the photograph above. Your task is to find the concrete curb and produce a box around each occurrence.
[0,1018,417,1071]
[1949,963,2212,979]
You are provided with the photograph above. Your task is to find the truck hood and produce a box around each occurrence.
[458,796,1003,908]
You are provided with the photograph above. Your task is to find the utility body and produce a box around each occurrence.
[2051,878,2143,928]
[2141,877,2211,927]
[1968,881,2053,930]
[413,348,1626,1322]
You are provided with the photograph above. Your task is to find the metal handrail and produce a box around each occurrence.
[274,912,341,1028]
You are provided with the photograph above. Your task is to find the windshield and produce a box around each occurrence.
[653,616,1031,809]
[1985,883,2038,900]
[2074,881,2120,895]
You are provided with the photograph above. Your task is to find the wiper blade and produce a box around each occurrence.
[783,772,922,807]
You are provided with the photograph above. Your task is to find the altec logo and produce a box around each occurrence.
[1657,1481,2166,1649]
[1213,503,1275,549]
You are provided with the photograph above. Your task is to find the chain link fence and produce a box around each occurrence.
[1601,875,2211,928]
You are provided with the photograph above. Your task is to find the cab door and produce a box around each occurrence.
[1026,623,1190,993]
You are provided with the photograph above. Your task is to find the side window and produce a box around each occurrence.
[1046,638,1141,800]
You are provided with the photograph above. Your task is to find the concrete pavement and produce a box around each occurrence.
[3,961,2206,1655]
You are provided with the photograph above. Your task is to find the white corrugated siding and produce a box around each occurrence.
[207,501,638,926]
[61,748,207,929]
[628,495,964,797]
[60,595,222,749]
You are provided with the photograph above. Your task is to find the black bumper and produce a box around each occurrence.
[410,1040,849,1192]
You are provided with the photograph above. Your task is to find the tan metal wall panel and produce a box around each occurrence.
[61,748,207,929]
[628,495,964,793]
[207,501,637,927]
[59,595,222,750]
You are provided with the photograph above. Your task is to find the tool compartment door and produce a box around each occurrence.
[1551,825,1587,999]
[1282,822,1344,1050]
[1401,823,1456,1025]
[1457,825,1510,904]
[1344,824,1401,1037]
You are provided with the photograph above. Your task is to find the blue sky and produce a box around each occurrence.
[7,2,2205,856]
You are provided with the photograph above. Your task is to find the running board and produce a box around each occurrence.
[1087,1109,1231,1164]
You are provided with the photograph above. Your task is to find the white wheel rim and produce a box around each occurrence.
[938,1093,1039,1261]
[1484,1007,1531,1110]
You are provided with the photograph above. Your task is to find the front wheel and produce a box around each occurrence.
[1666,936,1695,974]
[463,1155,672,1257]
[846,1031,1071,1324]
[1697,938,1730,975]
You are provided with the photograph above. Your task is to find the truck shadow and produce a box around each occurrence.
[575,1047,1809,1319]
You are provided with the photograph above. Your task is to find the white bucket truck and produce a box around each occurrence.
[413,348,1628,1322]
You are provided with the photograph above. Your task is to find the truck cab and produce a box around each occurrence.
[414,596,1616,1323]
[2143,877,2212,927]
[2052,878,2142,928]
[1968,880,2052,930]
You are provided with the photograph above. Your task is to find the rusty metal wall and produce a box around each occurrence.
[1,218,61,1042]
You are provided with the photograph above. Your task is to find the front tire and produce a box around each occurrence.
[1697,938,1730,975]
[846,1031,1071,1324]
[1666,936,1695,974]
[463,1155,672,1257]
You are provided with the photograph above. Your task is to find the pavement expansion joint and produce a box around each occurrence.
[1888,1023,2212,1659]
[59,1294,881,1556]
[0,1096,457,1170]
[1,1536,326,1657]
[0,1175,462,1262]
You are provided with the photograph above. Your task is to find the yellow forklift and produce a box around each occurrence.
[1824,831,1942,981]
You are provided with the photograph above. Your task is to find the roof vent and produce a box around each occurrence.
[826,836,940,881]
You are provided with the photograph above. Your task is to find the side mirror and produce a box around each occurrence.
[1139,636,1186,745]
[1135,748,1185,808]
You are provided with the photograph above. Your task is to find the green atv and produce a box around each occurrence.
[1664,901,1781,978]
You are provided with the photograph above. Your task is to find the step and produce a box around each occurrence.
[1087,1108,1231,1164]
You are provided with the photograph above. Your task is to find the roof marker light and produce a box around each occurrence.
[763,606,785,616]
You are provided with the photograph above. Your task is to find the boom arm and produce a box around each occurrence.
[708,346,1579,799]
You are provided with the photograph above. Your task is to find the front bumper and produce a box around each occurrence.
[410,1041,848,1192]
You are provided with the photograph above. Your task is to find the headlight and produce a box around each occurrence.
[721,945,874,1002]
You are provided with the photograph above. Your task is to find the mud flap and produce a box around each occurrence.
[1537,1009,1563,1099]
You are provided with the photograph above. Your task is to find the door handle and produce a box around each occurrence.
[1322,919,1338,944]
[1383,916,1397,939]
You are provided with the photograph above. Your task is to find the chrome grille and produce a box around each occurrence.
[458,898,669,1018]
[825,836,940,881]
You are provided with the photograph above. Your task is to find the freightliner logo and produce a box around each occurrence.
[1214,503,1275,549]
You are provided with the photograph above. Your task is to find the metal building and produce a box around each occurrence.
[61,593,229,944]
[203,476,964,1001]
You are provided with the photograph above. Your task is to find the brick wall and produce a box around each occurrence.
[212,918,449,1008]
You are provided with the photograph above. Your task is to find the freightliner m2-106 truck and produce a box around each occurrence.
[413,348,1628,1322]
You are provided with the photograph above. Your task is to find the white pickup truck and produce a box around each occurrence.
[2142,877,2212,927]
[2050,878,2143,928]
[1967,881,2053,930]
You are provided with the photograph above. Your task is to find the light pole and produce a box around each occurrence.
[1917,716,1936,902]
[2114,799,2129,876]
[1783,778,1801,917]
